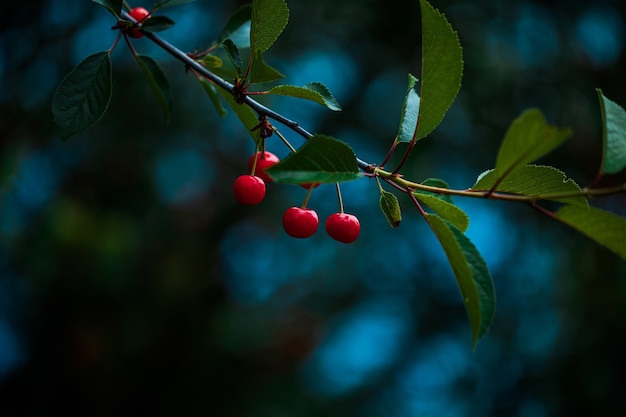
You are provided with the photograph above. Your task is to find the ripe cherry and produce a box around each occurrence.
[248,151,280,183]
[282,207,319,238]
[233,175,266,205]
[127,7,150,38]
[325,213,360,243]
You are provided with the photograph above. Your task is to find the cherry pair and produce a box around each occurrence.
[283,208,360,243]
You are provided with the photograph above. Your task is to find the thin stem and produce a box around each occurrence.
[272,128,298,153]
[391,141,416,175]
[335,183,344,213]
[301,184,315,208]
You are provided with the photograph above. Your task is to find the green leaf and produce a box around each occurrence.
[248,49,285,84]
[396,74,420,143]
[266,82,342,111]
[218,4,252,46]
[52,51,112,140]
[266,134,362,184]
[154,0,195,9]
[556,205,626,259]
[415,193,469,232]
[199,55,223,69]
[217,88,260,142]
[134,54,172,121]
[419,178,453,204]
[250,0,289,53]
[91,0,122,17]
[199,78,227,118]
[426,214,495,349]
[141,15,175,32]
[596,89,626,174]
[222,39,244,77]
[472,165,588,206]
[414,0,463,141]
[494,108,572,183]
[380,190,402,228]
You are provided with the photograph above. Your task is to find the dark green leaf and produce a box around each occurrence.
[199,78,227,118]
[418,178,453,204]
[134,54,172,121]
[596,89,626,174]
[266,82,341,111]
[154,0,195,9]
[222,39,244,78]
[396,74,420,143]
[380,190,402,228]
[52,51,112,140]
[414,0,463,141]
[556,205,626,259]
[91,0,122,17]
[141,15,175,32]
[218,4,252,46]
[416,193,469,232]
[266,134,362,184]
[472,165,588,206]
[248,49,285,84]
[494,108,572,183]
[426,214,495,349]
[250,0,289,53]
[217,87,260,142]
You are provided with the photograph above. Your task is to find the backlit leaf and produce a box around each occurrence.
[426,214,495,349]
[396,74,420,143]
[250,0,289,53]
[596,89,626,174]
[556,205,626,259]
[266,134,362,184]
[415,193,469,232]
[472,165,588,206]
[248,49,285,84]
[414,0,463,141]
[134,54,172,121]
[380,190,402,228]
[52,51,112,140]
[494,108,571,183]
[266,82,341,111]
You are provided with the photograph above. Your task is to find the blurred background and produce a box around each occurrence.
[1,0,626,415]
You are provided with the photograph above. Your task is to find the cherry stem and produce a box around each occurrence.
[301,183,315,209]
[272,128,297,153]
[335,183,345,213]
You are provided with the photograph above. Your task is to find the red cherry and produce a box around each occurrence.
[248,151,280,183]
[325,213,360,243]
[300,182,321,190]
[233,175,266,205]
[282,207,319,238]
[127,7,150,38]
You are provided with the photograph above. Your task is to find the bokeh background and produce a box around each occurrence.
[1,0,626,415]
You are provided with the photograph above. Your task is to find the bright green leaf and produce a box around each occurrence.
[414,0,463,141]
[397,74,420,143]
[218,4,252,46]
[134,54,172,121]
[250,0,289,53]
[556,205,626,259]
[154,0,195,9]
[415,193,469,232]
[596,89,626,174]
[472,165,588,206]
[380,190,402,228]
[199,55,223,69]
[266,82,342,111]
[426,214,495,349]
[141,15,175,32]
[52,51,112,140]
[199,78,227,118]
[248,49,285,84]
[494,108,572,183]
[266,134,362,184]
[91,0,122,17]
